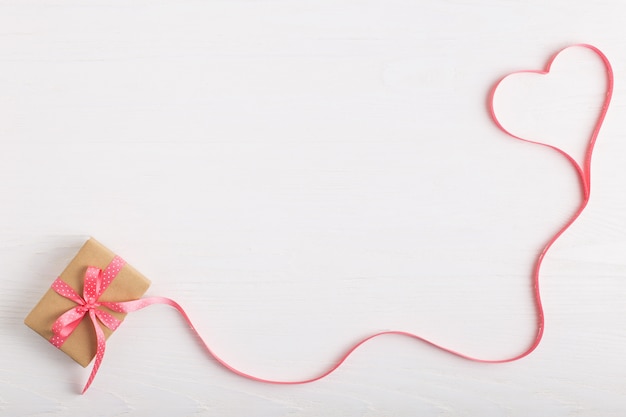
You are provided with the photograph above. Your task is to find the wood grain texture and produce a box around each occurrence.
[2,1,626,415]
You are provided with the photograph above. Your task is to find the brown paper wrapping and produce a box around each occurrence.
[24,238,151,367]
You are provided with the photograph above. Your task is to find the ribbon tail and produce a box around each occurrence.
[82,309,107,394]
[100,298,166,313]
[101,297,305,382]
[51,277,84,305]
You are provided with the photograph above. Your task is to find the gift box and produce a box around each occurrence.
[24,238,151,367]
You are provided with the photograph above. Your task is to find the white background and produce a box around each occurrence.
[2,1,626,415]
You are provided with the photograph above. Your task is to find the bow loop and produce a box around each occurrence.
[49,306,86,347]
[82,266,102,305]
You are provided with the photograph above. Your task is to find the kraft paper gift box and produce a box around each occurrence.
[24,238,151,367]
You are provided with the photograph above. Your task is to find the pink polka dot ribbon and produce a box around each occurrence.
[50,256,132,393]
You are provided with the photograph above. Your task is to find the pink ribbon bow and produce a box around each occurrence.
[50,256,134,393]
[48,255,189,394]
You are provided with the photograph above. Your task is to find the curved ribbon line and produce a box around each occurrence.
[52,44,614,393]
[138,44,612,379]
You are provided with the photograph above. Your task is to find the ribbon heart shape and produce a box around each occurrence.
[48,44,614,394]
[489,44,613,199]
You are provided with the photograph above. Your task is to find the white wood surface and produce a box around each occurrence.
[2,1,626,415]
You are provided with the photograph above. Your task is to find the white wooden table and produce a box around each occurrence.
[2,1,626,415]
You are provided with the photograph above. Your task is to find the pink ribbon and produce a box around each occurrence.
[50,44,614,394]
